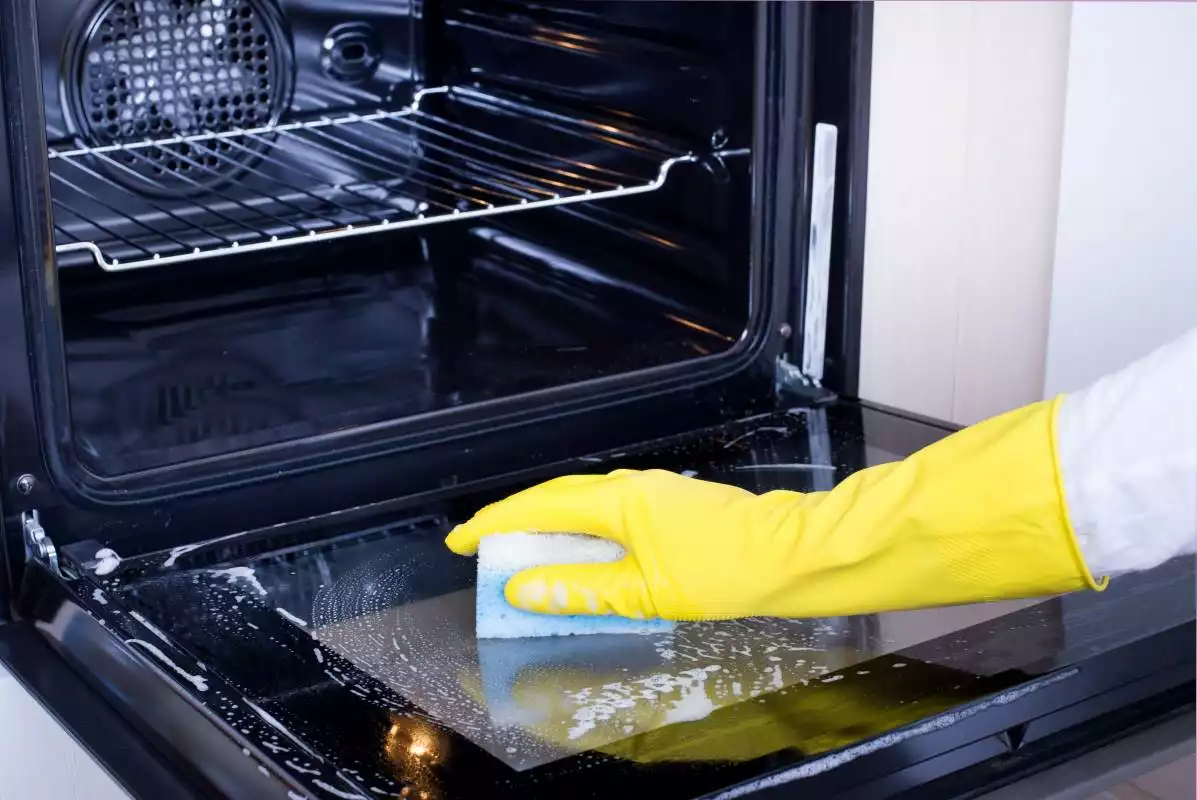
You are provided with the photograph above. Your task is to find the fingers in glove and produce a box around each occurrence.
[504,558,657,619]
[445,472,636,555]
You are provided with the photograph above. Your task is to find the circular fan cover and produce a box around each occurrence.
[70,0,291,192]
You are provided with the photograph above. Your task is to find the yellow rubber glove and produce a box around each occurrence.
[446,398,1105,621]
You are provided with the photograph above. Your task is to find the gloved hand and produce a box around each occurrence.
[446,398,1104,621]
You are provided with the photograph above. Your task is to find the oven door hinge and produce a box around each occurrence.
[22,510,65,579]
[775,357,837,405]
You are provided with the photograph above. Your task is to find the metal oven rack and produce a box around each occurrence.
[48,85,749,272]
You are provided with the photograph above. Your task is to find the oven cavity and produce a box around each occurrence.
[43,0,757,477]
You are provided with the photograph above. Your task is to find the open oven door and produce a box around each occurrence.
[2,398,1194,800]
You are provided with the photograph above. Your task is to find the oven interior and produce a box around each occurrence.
[38,0,758,478]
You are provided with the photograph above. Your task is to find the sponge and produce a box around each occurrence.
[475,532,674,639]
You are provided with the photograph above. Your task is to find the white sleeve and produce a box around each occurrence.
[1056,326,1197,577]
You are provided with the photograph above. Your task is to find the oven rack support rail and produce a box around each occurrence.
[48,85,749,272]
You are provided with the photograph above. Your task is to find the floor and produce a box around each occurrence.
[1089,755,1196,800]
[0,661,1192,799]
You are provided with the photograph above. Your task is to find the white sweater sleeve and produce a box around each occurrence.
[1056,327,1197,577]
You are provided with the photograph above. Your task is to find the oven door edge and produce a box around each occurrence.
[0,618,207,800]
[3,564,304,800]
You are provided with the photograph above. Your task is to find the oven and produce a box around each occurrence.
[0,2,1191,798]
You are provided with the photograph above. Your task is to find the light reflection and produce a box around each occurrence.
[383,714,448,799]
[640,232,683,250]
[385,718,444,763]
[664,313,736,343]
[408,734,433,757]
[529,33,598,55]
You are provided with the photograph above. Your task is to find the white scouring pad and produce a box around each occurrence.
[475,532,674,639]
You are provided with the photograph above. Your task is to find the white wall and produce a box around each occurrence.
[1043,3,1197,395]
[859,1,1073,425]
[0,665,129,800]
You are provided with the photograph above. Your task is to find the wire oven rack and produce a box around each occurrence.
[49,86,749,272]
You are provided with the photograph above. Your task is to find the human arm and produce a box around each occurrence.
[1057,326,1197,575]
[446,328,1196,620]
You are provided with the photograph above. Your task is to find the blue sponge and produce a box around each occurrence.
[474,533,674,639]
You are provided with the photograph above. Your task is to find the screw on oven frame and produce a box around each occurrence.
[15,474,37,495]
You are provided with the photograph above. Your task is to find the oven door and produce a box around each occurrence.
[3,400,1193,800]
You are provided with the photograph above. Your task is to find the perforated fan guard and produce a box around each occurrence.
[65,0,293,196]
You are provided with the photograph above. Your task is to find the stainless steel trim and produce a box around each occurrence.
[800,122,838,384]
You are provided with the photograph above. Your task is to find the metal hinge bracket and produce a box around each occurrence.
[22,510,64,579]
[775,357,838,405]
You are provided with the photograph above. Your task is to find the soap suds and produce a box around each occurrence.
[243,699,322,762]
[130,610,172,645]
[311,779,366,800]
[663,681,718,724]
[286,760,321,776]
[209,566,268,597]
[92,589,108,605]
[126,639,208,692]
[567,665,723,740]
[276,607,308,627]
[163,543,202,567]
[94,548,121,576]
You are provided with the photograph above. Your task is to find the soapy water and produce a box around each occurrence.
[93,548,122,576]
[210,566,269,597]
[163,543,202,568]
[126,639,209,692]
[310,547,878,772]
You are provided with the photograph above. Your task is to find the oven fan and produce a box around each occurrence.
[67,0,293,196]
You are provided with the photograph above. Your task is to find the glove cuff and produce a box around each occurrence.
[764,398,1105,618]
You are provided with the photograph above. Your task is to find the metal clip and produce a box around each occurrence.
[775,357,837,405]
[22,510,64,579]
